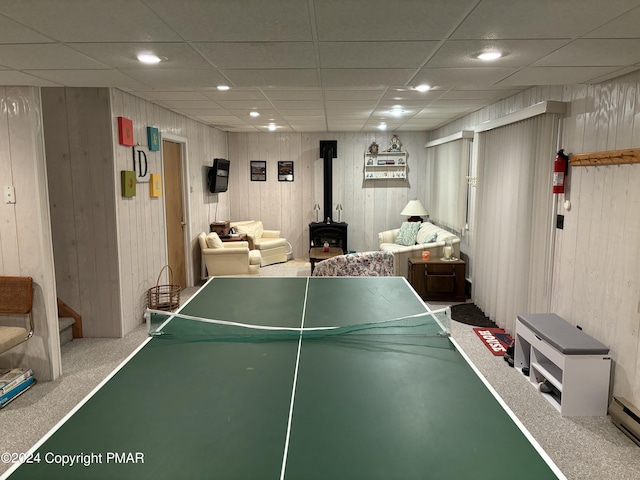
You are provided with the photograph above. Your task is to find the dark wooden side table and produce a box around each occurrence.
[408,257,466,302]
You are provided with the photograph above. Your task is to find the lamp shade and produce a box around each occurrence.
[401,200,428,222]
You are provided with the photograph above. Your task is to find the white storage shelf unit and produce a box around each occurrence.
[514,313,611,417]
[364,151,407,180]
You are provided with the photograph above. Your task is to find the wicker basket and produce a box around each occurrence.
[147,265,181,311]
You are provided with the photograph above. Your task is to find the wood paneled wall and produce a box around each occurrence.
[0,86,60,381]
[42,87,120,338]
[110,90,228,335]
[428,73,640,406]
[228,132,428,257]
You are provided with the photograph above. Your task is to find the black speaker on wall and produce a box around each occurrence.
[208,158,230,193]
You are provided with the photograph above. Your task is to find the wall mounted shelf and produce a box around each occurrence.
[364,151,407,180]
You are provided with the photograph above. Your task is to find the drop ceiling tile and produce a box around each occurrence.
[0,16,53,43]
[269,100,325,110]
[451,0,640,40]
[120,68,229,87]
[534,40,640,67]
[23,69,149,89]
[497,66,625,86]
[319,41,439,68]
[0,0,183,42]
[69,43,212,69]
[324,89,385,101]
[315,0,477,41]
[161,100,223,109]
[325,100,378,110]
[262,89,323,101]
[202,89,268,101]
[140,91,211,101]
[227,109,281,118]
[222,69,319,87]
[321,69,416,88]
[413,67,519,87]
[585,6,640,38]
[172,108,230,116]
[427,39,571,67]
[145,0,312,41]
[0,44,109,70]
[191,115,247,125]
[0,70,60,86]
[214,100,274,110]
[194,42,316,69]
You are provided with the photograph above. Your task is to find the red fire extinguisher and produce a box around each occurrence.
[553,149,569,194]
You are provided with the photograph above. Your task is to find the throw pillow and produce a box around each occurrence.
[234,221,264,239]
[421,233,438,244]
[206,232,223,249]
[395,222,421,246]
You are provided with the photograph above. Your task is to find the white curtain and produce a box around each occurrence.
[473,113,560,333]
[426,138,470,234]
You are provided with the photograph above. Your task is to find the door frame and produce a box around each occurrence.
[161,133,193,287]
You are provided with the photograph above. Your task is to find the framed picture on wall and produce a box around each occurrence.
[250,161,266,181]
[278,161,294,182]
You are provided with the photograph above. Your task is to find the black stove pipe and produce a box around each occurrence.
[319,140,337,223]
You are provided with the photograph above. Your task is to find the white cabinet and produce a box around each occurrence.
[364,151,407,180]
[515,317,611,416]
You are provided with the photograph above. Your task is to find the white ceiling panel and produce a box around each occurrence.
[414,67,518,87]
[426,40,571,68]
[194,42,316,69]
[451,0,640,40]
[497,66,627,86]
[0,70,59,86]
[69,43,213,69]
[23,70,150,89]
[314,0,478,41]
[0,0,639,132]
[534,40,640,67]
[0,16,53,43]
[144,0,313,41]
[0,0,182,42]
[222,69,319,88]
[321,69,416,88]
[319,42,439,69]
[0,44,109,70]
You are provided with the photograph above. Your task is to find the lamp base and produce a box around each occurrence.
[407,216,423,222]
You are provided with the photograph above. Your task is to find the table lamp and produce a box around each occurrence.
[400,199,428,222]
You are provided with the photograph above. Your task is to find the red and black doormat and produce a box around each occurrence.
[472,328,513,356]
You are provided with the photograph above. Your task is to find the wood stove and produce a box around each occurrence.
[309,140,348,254]
[309,221,348,253]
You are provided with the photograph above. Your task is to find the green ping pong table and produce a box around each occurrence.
[1,277,565,479]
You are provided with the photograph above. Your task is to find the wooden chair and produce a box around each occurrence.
[0,276,35,354]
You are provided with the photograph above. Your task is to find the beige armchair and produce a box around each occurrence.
[230,220,288,266]
[198,232,261,277]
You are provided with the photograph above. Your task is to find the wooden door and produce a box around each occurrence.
[162,140,187,288]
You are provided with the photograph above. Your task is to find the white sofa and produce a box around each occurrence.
[378,222,461,278]
[230,220,288,267]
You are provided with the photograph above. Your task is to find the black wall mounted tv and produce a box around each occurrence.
[208,158,230,193]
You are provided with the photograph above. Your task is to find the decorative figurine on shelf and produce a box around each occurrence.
[389,135,401,152]
[368,142,379,155]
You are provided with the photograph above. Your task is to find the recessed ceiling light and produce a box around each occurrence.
[378,123,387,131]
[268,123,277,131]
[217,85,230,91]
[475,51,504,61]
[414,84,431,92]
[137,53,162,64]
[249,111,260,117]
